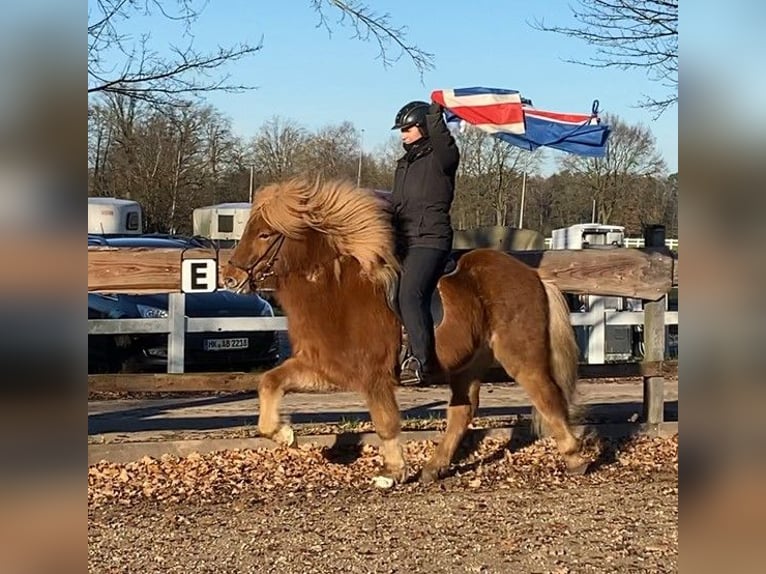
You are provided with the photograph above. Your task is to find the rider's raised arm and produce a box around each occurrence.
[425,102,459,173]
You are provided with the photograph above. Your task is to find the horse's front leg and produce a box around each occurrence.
[421,377,481,483]
[364,378,408,486]
[257,357,331,447]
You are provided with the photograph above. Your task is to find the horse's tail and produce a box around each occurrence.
[532,279,582,437]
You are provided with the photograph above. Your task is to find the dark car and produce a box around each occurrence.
[88,234,280,373]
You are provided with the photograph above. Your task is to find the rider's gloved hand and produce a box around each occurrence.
[428,101,443,115]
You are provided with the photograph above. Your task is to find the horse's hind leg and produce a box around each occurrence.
[257,358,332,447]
[421,376,481,483]
[497,353,589,473]
[519,369,585,469]
[364,378,407,484]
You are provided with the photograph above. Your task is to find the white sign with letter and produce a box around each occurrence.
[181,259,218,293]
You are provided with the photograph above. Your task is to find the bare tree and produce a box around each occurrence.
[250,118,309,184]
[88,97,245,232]
[558,113,667,232]
[531,1,677,117]
[89,1,434,106]
[310,0,434,76]
[356,135,402,191]
[452,127,541,228]
[301,122,361,179]
[88,0,262,105]
[523,173,588,236]
[662,172,678,237]
[88,105,116,196]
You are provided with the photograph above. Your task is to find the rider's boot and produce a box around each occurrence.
[399,355,444,387]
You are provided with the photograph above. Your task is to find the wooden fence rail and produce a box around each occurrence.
[89,247,677,301]
[87,246,678,425]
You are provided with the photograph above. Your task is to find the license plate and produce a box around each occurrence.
[204,337,249,351]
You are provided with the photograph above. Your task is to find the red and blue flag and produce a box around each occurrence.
[431,87,611,157]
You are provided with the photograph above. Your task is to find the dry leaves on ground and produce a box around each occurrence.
[89,435,677,507]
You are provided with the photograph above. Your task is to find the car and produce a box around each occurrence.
[88,234,280,373]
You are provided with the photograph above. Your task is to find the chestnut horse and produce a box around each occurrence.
[222,177,590,484]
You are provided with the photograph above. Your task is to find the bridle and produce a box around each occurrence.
[227,234,285,291]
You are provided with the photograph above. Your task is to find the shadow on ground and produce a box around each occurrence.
[88,395,677,436]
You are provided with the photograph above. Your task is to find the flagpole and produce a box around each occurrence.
[248,165,254,204]
[356,129,365,187]
[518,152,529,228]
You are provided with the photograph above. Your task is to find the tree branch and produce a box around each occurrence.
[89,1,435,107]
[530,0,677,117]
[88,0,261,107]
[310,0,434,77]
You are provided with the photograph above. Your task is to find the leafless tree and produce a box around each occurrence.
[89,1,434,106]
[523,174,581,236]
[249,118,310,184]
[358,135,402,191]
[89,99,675,237]
[88,96,246,232]
[531,1,677,117]
[88,0,261,105]
[310,0,434,76]
[661,172,678,236]
[558,113,667,232]
[452,126,541,228]
[301,122,361,179]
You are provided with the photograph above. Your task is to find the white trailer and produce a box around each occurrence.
[550,223,635,363]
[192,203,252,246]
[88,197,143,235]
[550,223,625,250]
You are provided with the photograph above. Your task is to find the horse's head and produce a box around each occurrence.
[222,211,286,294]
[222,177,400,294]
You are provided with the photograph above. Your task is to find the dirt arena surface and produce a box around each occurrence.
[89,434,677,573]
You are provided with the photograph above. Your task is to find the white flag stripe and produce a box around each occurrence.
[480,122,527,135]
[440,90,522,109]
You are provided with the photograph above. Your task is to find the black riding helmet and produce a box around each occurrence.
[392,100,429,131]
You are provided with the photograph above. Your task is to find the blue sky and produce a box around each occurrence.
[95,0,678,173]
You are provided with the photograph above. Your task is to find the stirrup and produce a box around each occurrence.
[398,326,410,365]
[399,355,424,386]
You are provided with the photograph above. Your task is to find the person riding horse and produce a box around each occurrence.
[390,99,460,386]
[222,177,591,483]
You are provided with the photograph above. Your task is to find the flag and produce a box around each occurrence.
[431,87,611,158]
[432,87,525,135]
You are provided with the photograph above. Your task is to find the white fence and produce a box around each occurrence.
[88,293,678,374]
[543,237,678,250]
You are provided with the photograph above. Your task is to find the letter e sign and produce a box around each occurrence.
[181,259,217,293]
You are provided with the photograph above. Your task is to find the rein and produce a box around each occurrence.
[228,234,285,290]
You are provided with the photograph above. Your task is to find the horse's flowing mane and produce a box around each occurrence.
[251,176,399,288]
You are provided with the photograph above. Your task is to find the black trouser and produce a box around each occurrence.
[397,246,450,371]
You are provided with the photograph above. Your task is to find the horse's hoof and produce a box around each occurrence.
[372,475,396,490]
[274,425,297,448]
[566,458,591,476]
[420,465,444,484]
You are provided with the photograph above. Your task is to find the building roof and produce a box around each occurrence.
[88,197,141,207]
[194,202,252,211]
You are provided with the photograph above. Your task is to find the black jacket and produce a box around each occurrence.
[391,109,460,252]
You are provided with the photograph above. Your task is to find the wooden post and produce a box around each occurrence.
[642,225,666,424]
[587,296,606,364]
[167,292,186,374]
[642,299,665,424]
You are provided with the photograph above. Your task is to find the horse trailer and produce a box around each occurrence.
[550,223,636,363]
[550,223,625,250]
[192,203,252,247]
[88,197,143,235]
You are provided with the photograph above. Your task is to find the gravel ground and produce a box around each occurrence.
[89,435,678,573]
